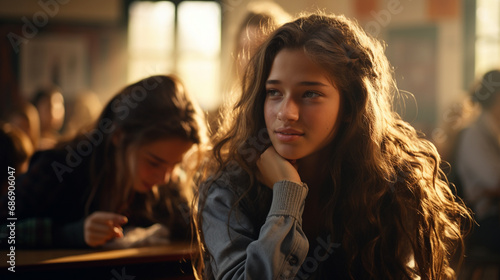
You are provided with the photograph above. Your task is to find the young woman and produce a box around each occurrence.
[194,13,471,279]
[0,75,208,248]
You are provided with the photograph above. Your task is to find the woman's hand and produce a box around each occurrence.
[84,211,128,247]
[256,147,301,189]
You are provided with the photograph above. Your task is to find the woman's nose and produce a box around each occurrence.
[277,98,299,121]
[161,166,175,184]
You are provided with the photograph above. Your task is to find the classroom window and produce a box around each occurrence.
[475,0,500,78]
[128,1,221,111]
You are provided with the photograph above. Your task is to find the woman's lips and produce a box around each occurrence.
[274,128,304,142]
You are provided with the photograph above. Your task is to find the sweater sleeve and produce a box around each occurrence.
[202,180,309,280]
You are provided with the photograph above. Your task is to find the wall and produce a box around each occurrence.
[0,0,122,23]
[0,0,126,112]
[1,0,466,141]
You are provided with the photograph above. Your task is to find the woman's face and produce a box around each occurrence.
[132,137,194,193]
[264,48,341,161]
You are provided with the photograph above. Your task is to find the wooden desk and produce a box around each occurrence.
[0,242,195,280]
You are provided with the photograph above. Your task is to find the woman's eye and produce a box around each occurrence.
[266,89,281,97]
[148,160,160,168]
[303,91,321,98]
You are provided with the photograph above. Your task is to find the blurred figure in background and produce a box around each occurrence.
[432,96,478,202]
[31,86,65,150]
[0,122,34,195]
[434,97,478,164]
[7,101,41,150]
[215,2,290,132]
[455,69,500,253]
[62,90,102,138]
[0,75,208,248]
[233,2,290,82]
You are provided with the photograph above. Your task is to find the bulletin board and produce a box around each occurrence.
[20,35,88,100]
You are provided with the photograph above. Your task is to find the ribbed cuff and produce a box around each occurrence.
[269,180,308,222]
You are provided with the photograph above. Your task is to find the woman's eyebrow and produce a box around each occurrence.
[147,152,168,164]
[266,79,281,85]
[297,81,329,86]
[266,80,329,87]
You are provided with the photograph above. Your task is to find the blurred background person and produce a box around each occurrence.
[0,75,208,248]
[432,96,479,201]
[31,86,65,151]
[0,122,34,195]
[215,1,290,133]
[7,101,41,151]
[232,1,290,82]
[455,69,500,254]
[434,97,479,164]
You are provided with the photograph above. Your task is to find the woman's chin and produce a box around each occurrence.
[133,183,155,193]
[275,150,302,161]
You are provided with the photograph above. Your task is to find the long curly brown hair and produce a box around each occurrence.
[194,12,472,279]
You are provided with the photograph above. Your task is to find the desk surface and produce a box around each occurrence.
[1,241,194,269]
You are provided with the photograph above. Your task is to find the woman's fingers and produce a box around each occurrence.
[84,211,128,247]
[86,225,123,246]
[87,221,113,234]
[86,230,114,245]
[257,147,301,188]
[91,212,128,225]
[113,226,124,238]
